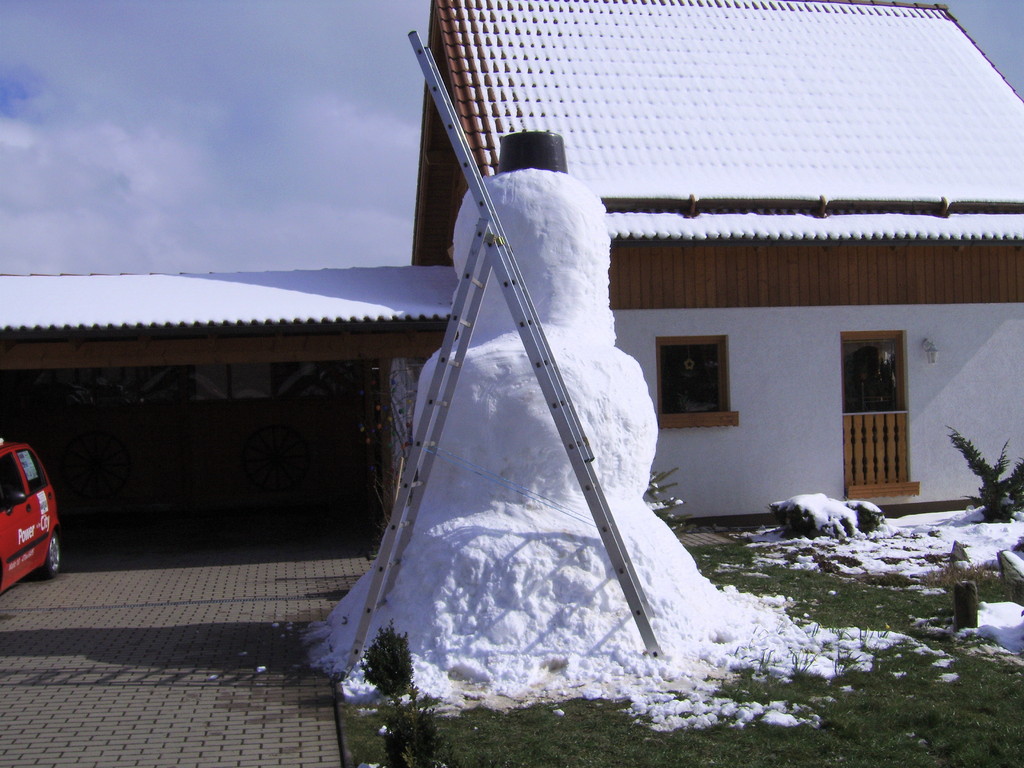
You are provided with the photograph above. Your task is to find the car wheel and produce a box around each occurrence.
[36,531,61,580]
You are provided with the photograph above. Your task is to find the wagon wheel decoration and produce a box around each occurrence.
[242,425,310,492]
[61,431,131,499]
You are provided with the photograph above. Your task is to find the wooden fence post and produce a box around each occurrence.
[953,581,979,631]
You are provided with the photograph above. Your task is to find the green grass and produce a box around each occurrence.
[342,541,1024,768]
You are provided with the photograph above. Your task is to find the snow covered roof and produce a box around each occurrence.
[437,0,1024,239]
[0,267,455,334]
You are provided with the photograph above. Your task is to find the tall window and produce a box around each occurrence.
[841,331,905,413]
[656,336,739,428]
[840,330,917,497]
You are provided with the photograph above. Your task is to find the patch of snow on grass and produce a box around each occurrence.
[627,688,820,731]
[747,508,1024,579]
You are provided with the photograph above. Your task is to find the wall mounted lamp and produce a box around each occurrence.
[922,338,938,365]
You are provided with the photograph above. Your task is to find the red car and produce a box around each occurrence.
[0,440,61,594]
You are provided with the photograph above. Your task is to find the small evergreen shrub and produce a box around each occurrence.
[362,624,468,768]
[363,622,414,699]
[381,689,447,768]
[846,499,886,534]
[645,468,691,533]
[948,429,1024,523]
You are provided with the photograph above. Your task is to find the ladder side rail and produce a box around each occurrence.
[484,239,596,462]
[554,441,659,640]
[383,221,494,552]
[409,32,594,462]
[563,450,657,617]
[374,229,495,602]
[346,226,494,671]
[403,223,494,471]
[486,238,659,639]
[410,32,661,657]
[476,209,662,656]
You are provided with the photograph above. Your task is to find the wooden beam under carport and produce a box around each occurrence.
[0,329,445,370]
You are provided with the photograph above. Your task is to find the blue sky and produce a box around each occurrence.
[0,0,1020,275]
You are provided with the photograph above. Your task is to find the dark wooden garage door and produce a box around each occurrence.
[0,361,373,522]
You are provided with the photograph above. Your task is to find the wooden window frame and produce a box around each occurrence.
[656,335,739,428]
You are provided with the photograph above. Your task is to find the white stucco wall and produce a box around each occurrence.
[613,303,1024,519]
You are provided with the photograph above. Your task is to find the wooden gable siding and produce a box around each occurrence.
[412,60,466,267]
[412,6,484,267]
[610,242,1024,309]
[412,127,465,267]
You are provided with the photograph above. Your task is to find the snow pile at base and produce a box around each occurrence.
[308,168,894,719]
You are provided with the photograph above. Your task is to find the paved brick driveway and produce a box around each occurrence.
[0,509,372,768]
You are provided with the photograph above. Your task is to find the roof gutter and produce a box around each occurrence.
[0,317,450,342]
[602,196,1024,219]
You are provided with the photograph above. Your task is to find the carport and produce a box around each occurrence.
[0,267,451,529]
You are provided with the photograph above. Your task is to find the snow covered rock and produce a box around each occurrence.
[769,494,887,539]
[999,550,1024,603]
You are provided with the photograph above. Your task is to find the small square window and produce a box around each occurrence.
[656,336,739,428]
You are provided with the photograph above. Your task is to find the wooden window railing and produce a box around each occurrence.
[843,412,920,498]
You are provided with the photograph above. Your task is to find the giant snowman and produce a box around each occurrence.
[311,133,800,705]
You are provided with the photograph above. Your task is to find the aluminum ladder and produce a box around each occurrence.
[344,32,663,674]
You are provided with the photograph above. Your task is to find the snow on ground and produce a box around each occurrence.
[333,505,1024,741]
[616,507,1024,730]
[745,506,1024,659]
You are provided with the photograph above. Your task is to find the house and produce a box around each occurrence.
[412,0,1024,521]
[0,268,451,522]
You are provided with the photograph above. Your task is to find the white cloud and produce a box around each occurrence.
[0,0,1019,276]
[0,0,428,274]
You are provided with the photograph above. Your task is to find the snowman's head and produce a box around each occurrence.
[451,132,615,343]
